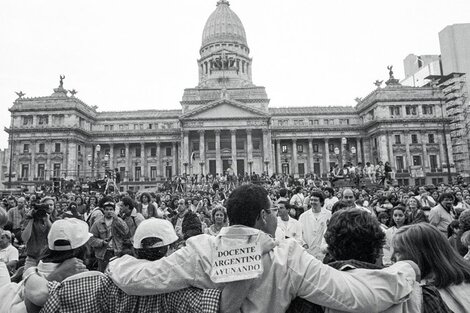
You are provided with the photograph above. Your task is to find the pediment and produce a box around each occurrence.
[181,99,269,120]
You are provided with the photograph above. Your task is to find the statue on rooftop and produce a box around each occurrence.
[15,91,25,98]
[59,75,65,88]
[69,89,77,97]
[387,66,394,79]
[374,80,383,88]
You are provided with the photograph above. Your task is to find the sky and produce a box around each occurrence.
[1,0,469,149]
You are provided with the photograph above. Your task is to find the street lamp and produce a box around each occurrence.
[95,144,101,179]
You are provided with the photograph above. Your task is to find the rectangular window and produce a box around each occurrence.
[149,124,153,129]
[55,143,61,153]
[150,147,157,157]
[428,134,435,144]
[120,148,126,157]
[23,144,29,153]
[390,106,401,116]
[430,155,438,169]
[309,120,314,126]
[39,143,45,153]
[220,140,231,150]
[134,124,139,130]
[313,144,319,152]
[236,140,244,150]
[396,156,404,171]
[53,163,61,178]
[105,125,109,131]
[297,144,303,153]
[166,147,172,156]
[324,119,329,125]
[135,147,141,157]
[330,119,334,125]
[38,115,49,125]
[150,166,157,179]
[281,144,288,153]
[413,155,422,166]
[411,134,418,144]
[21,164,29,179]
[192,141,199,151]
[120,167,126,179]
[394,135,401,144]
[37,164,45,179]
[329,144,334,153]
[135,167,141,180]
[23,116,33,125]
[314,119,319,125]
[207,141,215,151]
[109,125,113,131]
[406,106,417,115]
[422,105,433,115]
[298,163,305,176]
[253,140,261,150]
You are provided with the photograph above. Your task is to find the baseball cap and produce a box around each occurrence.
[48,218,92,251]
[133,218,178,249]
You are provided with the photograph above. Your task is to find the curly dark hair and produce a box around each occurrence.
[324,208,385,264]
[226,184,270,227]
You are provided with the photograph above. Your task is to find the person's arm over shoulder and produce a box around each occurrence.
[290,243,415,312]
[108,234,212,295]
[428,207,440,226]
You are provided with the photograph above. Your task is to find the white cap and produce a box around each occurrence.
[48,218,92,251]
[133,218,178,249]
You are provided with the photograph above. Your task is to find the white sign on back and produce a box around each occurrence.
[210,236,263,283]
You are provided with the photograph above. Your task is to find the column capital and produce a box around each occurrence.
[230,129,237,135]
[308,138,313,143]
[246,129,252,135]
[198,129,205,135]
[125,143,129,147]
[214,129,221,135]
[324,138,329,142]
[292,138,297,143]
[262,128,269,134]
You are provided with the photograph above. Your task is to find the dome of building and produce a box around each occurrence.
[201,0,247,49]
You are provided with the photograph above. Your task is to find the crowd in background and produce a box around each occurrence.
[1,169,470,312]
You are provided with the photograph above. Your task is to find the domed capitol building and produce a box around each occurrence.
[6,0,468,190]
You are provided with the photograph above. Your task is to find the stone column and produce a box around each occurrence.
[262,129,269,174]
[324,139,330,176]
[156,142,161,177]
[266,130,273,175]
[405,133,411,168]
[215,130,222,175]
[30,140,36,180]
[183,131,189,164]
[199,130,205,175]
[125,143,130,179]
[231,129,238,175]
[387,134,395,169]
[64,140,69,178]
[109,144,114,171]
[356,138,362,163]
[292,139,298,176]
[438,132,445,169]
[378,134,389,162]
[247,129,253,163]
[172,142,177,178]
[421,132,428,169]
[276,140,281,174]
[308,139,314,173]
[141,143,146,181]
[46,140,52,180]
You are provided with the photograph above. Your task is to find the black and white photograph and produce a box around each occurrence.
[1,0,470,312]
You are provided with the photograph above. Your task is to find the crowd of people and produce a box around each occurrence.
[0,170,470,312]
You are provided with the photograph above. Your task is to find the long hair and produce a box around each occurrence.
[392,223,470,288]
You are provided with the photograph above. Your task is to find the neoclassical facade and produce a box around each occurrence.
[5,0,462,190]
